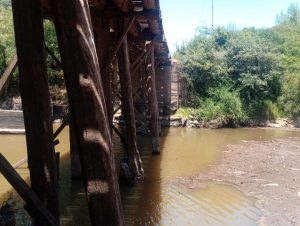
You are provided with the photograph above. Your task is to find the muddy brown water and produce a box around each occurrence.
[0,127,299,225]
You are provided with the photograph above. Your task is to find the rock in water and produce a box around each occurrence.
[0,194,16,226]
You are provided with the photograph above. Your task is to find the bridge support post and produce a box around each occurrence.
[117,25,144,183]
[50,0,124,225]
[93,17,113,130]
[70,119,82,180]
[11,0,59,224]
[140,65,148,121]
[147,44,160,154]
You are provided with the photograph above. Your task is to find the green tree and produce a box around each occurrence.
[226,29,282,112]
[176,29,231,97]
[0,5,15,75]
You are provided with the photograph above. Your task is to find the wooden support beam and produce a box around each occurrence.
[69,119,82,180]
[45,45,62,68]
[0,154,59,226]
[101,16,136,76]
[131,43,153,76]
[11,123,67,171]
[53,114,69,139]
[93,17,112,130]
[147,44,160,154]
[128,33,164,43]
[130,49,147,72]
[117,25,144,184]
[11,0,59,224]
[112,124,128,150]
[111,44,152,91]
[91,8,160,19]
[50,0,124,225]
[0,55,18,95]
[134,108,147,125]
[140,66,148,118]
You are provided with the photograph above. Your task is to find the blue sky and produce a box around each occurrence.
[160,0,300,52]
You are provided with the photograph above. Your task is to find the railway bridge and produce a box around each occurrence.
[0,0,172,225]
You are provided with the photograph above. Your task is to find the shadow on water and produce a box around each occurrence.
[121,130,165,226]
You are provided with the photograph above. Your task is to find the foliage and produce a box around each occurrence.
[175,4,300,124]
[278,73,300,118]
[175,28,231,96]
[264,100,281,120]
[175,108,192,118]
[0,5,64,101]
[0,4,14,75]
[195,87,247,125]
[44,20,64,86]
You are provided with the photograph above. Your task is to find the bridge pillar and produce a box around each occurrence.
[11,0,59,224]
[50,0,124,224]
[147,44,160,154]
[93,16,113,130]
[117,22,144,183]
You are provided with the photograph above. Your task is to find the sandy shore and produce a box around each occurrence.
[174,134,300,226]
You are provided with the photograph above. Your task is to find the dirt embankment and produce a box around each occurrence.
[175,134,300,226]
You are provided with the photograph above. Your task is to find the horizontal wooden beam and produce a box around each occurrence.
[91,8,160,19]
[128,33,163,42]
[0,153,59,226]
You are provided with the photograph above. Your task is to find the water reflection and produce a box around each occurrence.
[0,127,299,225]
[122,128,299,226]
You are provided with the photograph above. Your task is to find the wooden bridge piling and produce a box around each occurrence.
[93,16,113,130]
[11,0,59,224]
[147,44,160,154]
[50,0,124,224]
[117,25,144,183]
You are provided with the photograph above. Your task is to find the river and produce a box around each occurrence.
[0,127,299,225]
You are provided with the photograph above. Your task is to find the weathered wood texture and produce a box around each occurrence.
[101,16,136,76]
[0,154,59,226]
[137,66,148,120]
[0,55,17,95]
[50,0,124,225]
[117,27,144,183]
[70,119,82,180]
[93,17,112,128]
[147,44,160,154]
[11,0,59,224]
[112,124,128,150]
[155,65,173,116]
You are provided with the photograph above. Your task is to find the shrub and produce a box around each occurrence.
[194,87,248,126]
[175,107,192,118]
[278,73,300,119]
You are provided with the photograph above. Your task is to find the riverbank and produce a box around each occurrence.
[166,115,299,129]
[173,130,300,226]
